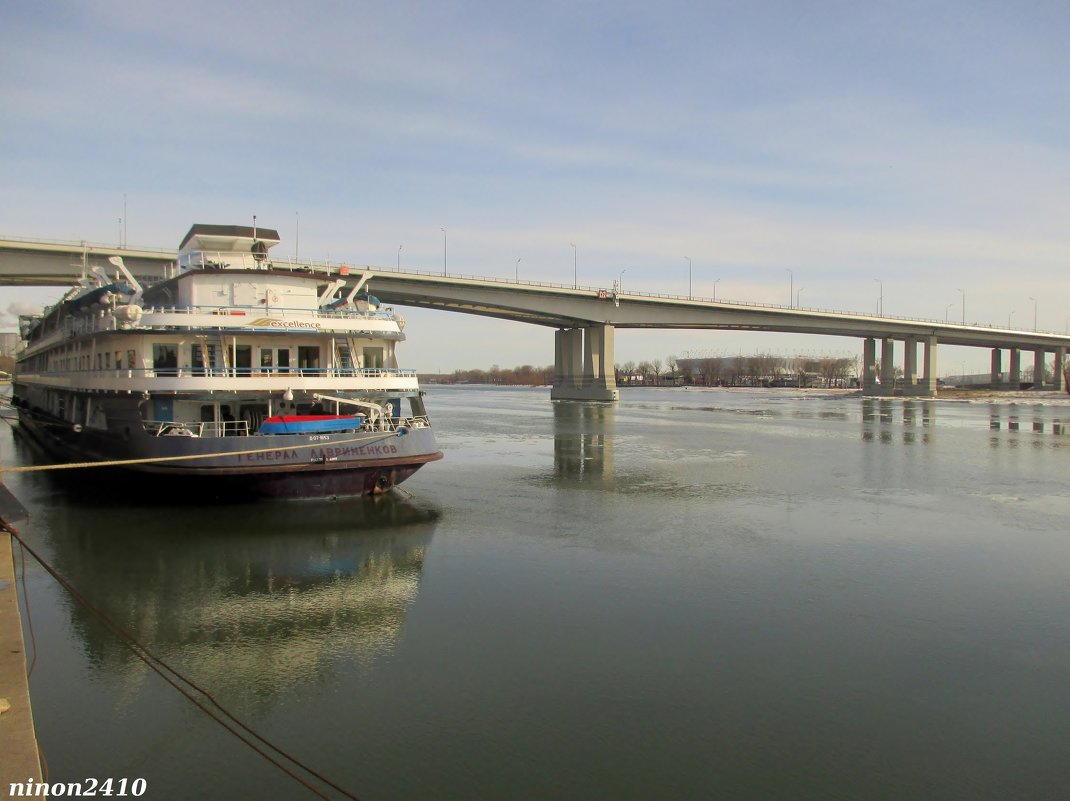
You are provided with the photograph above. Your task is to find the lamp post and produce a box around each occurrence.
[958,288,965,324]
[944,303,953,321]
[440,228,446,275]
[713,278,720,301]
[617,268,627,293]
[570,243,577,288]
[874,278,883,316]
[685,256,692,299]
[1029,296,1037,331]
[796,287,804,308]
[786,268,793,308]
[515,257,521,283]
[1008,310,1015,329]
[397,245,402,270]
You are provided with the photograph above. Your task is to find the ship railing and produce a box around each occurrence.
[139,303,397,321]
[144,416,429,438]
[357,415,431,433]
[27,365,419,381]
[145,419,251,438]
[150,366,418,379]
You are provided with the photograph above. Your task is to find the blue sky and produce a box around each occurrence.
[3,0,1069,373]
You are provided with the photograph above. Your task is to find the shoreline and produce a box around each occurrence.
[0,529,43,789]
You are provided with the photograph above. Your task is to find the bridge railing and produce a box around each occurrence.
[336,261,1063,335]
[4,235,1067,337]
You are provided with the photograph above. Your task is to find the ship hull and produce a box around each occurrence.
[15,404,442,500]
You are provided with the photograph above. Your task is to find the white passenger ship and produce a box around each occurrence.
[12,224,442,498]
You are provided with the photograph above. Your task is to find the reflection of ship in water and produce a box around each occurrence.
[42,496,439,704]
[553,401,614,481]
[862,399,936,444]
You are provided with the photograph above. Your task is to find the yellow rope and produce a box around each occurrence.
[0,430,402,474]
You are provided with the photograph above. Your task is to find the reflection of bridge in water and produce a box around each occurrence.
[553,402,614,481]
[987,408,1068,437]
[861,399,937,444]
[861,398,1069,444]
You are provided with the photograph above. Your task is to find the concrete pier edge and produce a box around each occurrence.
[0,529,44,790]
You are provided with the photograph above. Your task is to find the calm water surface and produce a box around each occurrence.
[5,387,1070,800]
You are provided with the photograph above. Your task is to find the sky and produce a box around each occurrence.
[2,0,1068,374]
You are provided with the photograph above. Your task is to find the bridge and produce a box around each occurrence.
[3,235,1068,400]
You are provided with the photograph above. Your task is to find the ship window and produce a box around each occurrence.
[235,345,252,376]
[191,344,216,376]
[363,347,384,369]
[277,348,291,372]
[127,349,137,373]
[115,351,122,369]
[298,346,320,374]
[260,349,273,368]
[153,343,177,376]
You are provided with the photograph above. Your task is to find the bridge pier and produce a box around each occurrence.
[862,338,879,394]
[912,336,938,396]
[551,324,619,402]
[1055,348,1067,392]
[903,336,917,392]
[991,348,1003,386]
[862,336,937,396]
[1009,348,1021,388]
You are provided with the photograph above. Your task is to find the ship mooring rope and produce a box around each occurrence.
[3,520,366,801]
[0,429,403,474]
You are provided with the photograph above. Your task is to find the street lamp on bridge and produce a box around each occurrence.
[1029,297,1038,331]
[685,256,692,299]
[874,278,883,316]
[570,243,577,289]
[786,268,793,308]
[440,228,447,276]
[958,288,966,324]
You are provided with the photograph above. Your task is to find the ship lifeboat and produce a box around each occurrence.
[258,414,366,435]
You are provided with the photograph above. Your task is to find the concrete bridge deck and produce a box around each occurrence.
[3,236,1069,400]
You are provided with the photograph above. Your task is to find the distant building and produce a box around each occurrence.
[0,332,19,357]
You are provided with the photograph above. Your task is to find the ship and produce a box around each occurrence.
[10,223,443,498]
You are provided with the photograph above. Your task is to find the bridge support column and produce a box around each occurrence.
[1032,349,1047,389]
[903,336,918,392]
[991,348,1003,386]
[862,338,878,395]
[879,338,896,396]
[551,325,619,401]
[1054,348,1067,393]
[912,336,938,396]
[1009,349,1021,388]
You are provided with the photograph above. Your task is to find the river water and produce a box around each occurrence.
[4,386,1070,800]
